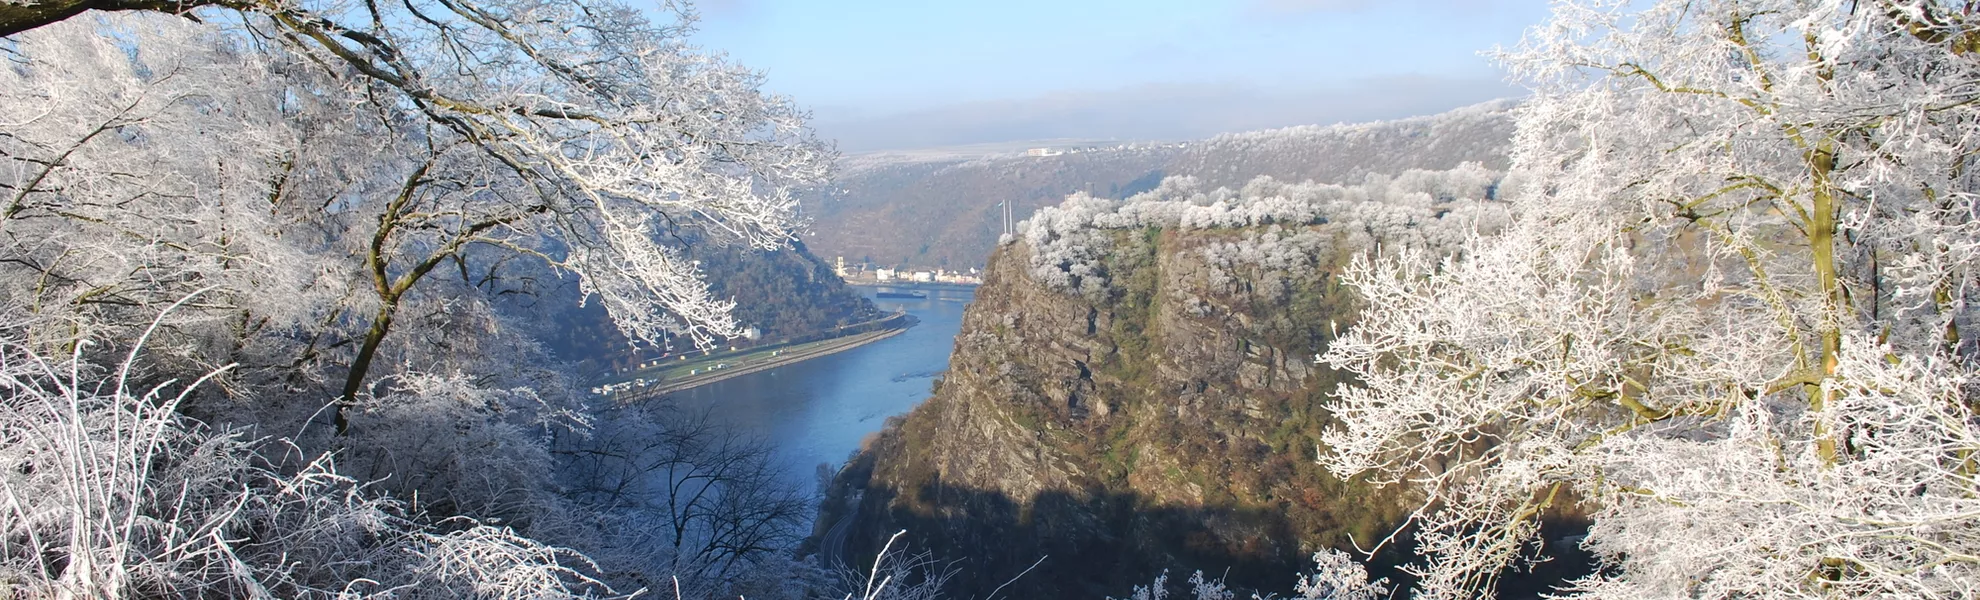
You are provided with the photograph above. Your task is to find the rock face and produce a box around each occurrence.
[830,226,1417,598]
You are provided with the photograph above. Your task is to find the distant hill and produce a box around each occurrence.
[803,99,1519,271]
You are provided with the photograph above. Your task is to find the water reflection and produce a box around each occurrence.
[667,286,974,489]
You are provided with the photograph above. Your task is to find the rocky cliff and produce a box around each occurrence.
[830,225,1411,598]
[821,169,1591,599]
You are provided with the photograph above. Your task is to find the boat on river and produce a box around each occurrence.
[875,290,927,299]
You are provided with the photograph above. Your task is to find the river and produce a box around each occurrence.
[667,286,975,491]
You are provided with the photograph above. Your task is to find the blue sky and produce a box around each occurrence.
[691,0,1551,151]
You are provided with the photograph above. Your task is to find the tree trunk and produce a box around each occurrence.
[1807,141,1842,464]
[336,302,396,435]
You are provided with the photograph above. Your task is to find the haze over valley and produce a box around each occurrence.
[803,100,1518,274]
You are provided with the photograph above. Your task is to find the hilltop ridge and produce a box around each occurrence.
[803,99,1519,273]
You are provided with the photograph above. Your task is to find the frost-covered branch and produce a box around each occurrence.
[1321,2,1980,598]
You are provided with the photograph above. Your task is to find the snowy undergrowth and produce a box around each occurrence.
[1113,550,1390,600]
[0,325,629,599]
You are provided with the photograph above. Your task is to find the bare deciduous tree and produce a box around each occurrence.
[554,403,811,594]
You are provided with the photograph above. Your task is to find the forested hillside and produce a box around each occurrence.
[804,100,1516,271]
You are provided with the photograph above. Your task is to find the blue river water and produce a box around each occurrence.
[667,286,975,490]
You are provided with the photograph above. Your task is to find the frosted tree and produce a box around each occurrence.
[1,0,831,430]
[2,1,831,595]
[0,16,366,410]
[1016,168,1506,296]
[1321,1,1980,598]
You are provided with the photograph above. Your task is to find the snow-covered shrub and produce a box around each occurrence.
[1021,193,1128,296]
[1289,550,1389,600]
[1117,571,1175,600]
[829,531,957,600]
[1018,165,1508,294]
[0,324,629,599]
[1197,229,1336,297]
[1109,550,1386,600]
[339,370,575,523]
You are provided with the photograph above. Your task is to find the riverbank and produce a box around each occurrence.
[655,285,973,492]
[605,324,910,402]
[846,280,981,293]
